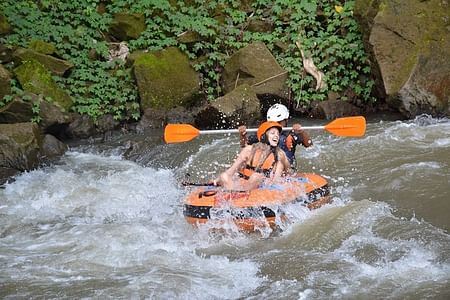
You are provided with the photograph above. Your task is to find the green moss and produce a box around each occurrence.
[0,14,11,35]
[28,40,56,55]
[14,60,73,111]
[134,47,199,110]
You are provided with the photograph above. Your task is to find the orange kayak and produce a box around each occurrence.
[183,173,331,232]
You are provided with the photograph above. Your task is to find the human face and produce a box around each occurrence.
[266,127,280,147]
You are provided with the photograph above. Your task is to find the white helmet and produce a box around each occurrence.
[266,104,289,122]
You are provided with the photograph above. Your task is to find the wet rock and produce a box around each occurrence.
[136,109,166,132]
[0,122,42,171]
[96,114,120,133]
[41,134,67,158]
[311,100,361,120]
[66,114,96,139]
[195,84,261,129]
[0,167,19,186]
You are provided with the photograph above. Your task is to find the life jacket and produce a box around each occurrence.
[239,146,278,179]
[279,133,296,165]
[279,131,307,166]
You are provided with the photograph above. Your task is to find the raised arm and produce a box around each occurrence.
[292,123,312,147]
[239,125,248,148]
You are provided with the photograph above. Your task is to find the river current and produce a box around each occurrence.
[1,114,449,299]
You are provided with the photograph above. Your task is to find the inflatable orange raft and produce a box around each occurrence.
[183,173,331,232]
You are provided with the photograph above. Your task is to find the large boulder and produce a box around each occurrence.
[13,48,74,76]
[0,97,72,136]
[109,13,146,41]
[65,114,96,139]
[41,134,67,159]
[0,167,19,186]
[38,99,73,131]
[221,42,289,99]
[195,84,261,129]
[0,123,67,185]
[0,122,43,171]
[133,47,201,111]
[354,0,450,118]
[399,48,450,118]
[0,98,34,123]
[14,60,73,112]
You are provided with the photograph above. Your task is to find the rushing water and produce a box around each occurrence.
[1,115,449,299]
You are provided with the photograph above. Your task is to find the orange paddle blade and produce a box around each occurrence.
[324,116,366,137]
[164,124,200,143]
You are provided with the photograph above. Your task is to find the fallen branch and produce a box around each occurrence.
[253,71,288,86]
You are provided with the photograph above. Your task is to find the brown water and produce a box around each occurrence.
[1,114,449,299]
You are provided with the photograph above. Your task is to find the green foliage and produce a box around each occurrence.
[31,100,42,124]
[1,0,374,120]
[1,0,138,121]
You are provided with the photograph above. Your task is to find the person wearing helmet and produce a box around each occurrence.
[214,121,291,190]
[239,104,312,169]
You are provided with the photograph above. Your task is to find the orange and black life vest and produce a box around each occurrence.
[239,147,278,179]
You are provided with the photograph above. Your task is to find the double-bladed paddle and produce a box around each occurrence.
[164,116,366,144]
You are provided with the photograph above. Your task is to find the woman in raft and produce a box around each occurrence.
[214,121,292,190]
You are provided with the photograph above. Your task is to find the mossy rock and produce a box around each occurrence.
[13,48,73,76]
[356,0,450,117]
[14,60,73,112]
[0,14,11,35]
[363,0,450,95]
[221,42,289,99]
[134,47,201,111]
[109,13,146,41]
[28,40,56,55]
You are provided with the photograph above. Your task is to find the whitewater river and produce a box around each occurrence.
[1,114,449,299]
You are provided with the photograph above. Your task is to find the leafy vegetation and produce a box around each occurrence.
[0,0,374,121]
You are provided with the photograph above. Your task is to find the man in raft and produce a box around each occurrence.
[239,104,312,169]
[214,121,292,190]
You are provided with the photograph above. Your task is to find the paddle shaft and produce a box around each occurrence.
[182,181,215,186]
[164,116,365,143]
[198,126,324,135]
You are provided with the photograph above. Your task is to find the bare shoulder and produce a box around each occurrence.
[236,145,252,161]
[242,145,253,154]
